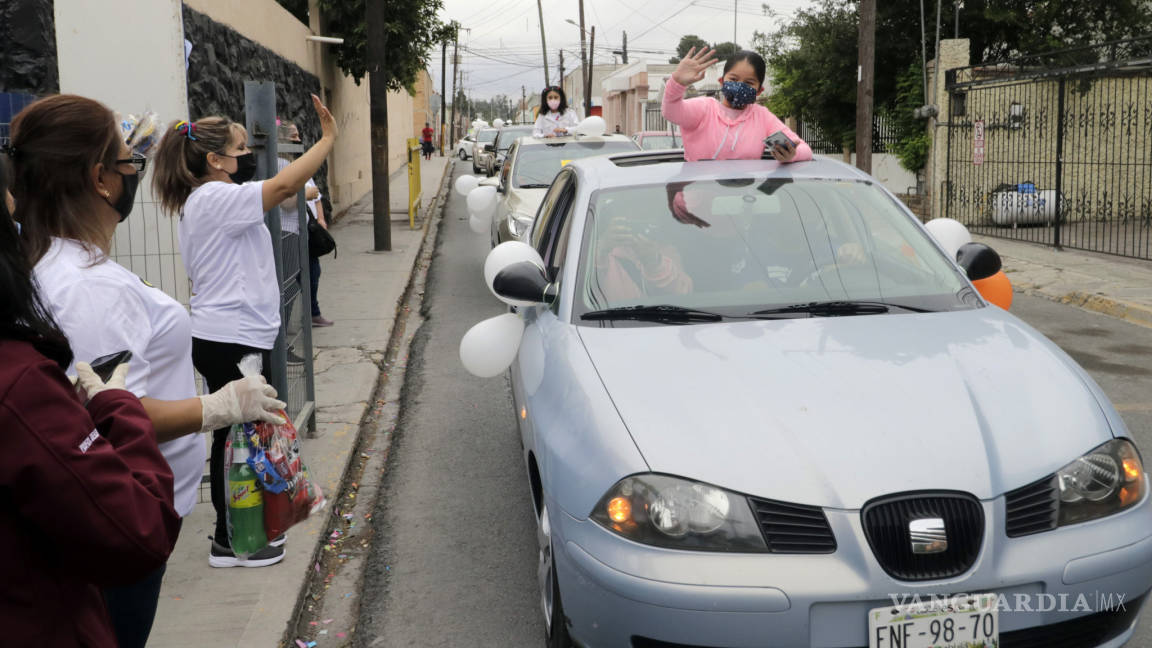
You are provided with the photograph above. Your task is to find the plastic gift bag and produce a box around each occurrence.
[223,355,326,556]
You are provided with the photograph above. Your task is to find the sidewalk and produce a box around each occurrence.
[976,234,1152,328]
[148,155,452,647]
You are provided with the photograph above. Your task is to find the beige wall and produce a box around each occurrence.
[928,39,972,219]
[189,0,417,214]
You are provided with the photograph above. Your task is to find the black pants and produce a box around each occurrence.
[191,338,271,546]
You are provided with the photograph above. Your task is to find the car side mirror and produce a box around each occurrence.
[493,261,556,304]
[956,242,1001,281]
[497,182,506,194]
[484,144,495,152]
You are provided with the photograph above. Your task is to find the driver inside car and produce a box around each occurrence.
[592,214,694,304]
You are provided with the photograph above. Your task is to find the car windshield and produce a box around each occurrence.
[639,135,680,150]
[476,129,498,144]
[513,140,640,188]
[575,177,978,321]
[496,128,533,152]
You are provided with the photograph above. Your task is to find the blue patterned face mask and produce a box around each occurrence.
[721,81,758,109]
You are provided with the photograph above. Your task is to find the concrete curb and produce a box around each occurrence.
[281,160,454,645]
[1049,291,1152,330]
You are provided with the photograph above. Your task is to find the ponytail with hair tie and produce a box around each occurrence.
[174,120,198,141]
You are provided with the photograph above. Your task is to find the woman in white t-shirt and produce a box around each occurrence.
[11,94,288,647]
[532,85,582,138]
[152,94,338,565]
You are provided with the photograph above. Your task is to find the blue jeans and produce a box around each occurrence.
[309,255,322,317]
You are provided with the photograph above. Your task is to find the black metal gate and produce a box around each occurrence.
[943,37,1152,260]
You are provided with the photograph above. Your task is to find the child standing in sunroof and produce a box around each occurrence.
[662,48,812,163]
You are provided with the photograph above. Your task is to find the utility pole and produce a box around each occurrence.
[559,49,565,88]
[366,0,391,251]
[521,85,526,123]
[586,25,595,116]
[440,38,447,155]
[578,0,589,115]
[854,0,876,174]
[622,31,628,64]
[450,27,460,147]
[536,0,550,87]
[734,0,737,44]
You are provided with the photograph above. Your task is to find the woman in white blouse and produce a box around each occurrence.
[532,85,581,138]
[151,94,338,568]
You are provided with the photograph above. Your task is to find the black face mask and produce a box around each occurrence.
[107,171,139,222]
[228,152,257,184]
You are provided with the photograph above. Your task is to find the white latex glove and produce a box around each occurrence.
[74,362,130,401]
[199,375,287,432]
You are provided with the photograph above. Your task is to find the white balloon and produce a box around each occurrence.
[454,174,480,197]
[459,313,525,378]
[492,118,505,128]
[469,212,489,234]
[466,185,499,221]
[574,116,607,136]
[484,241,546,305]
[924,218,972,260]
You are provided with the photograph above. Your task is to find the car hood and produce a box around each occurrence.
[507,187,548,217]
[576,308,1113,509]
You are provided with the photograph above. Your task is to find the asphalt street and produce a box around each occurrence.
[356,162,542,646]
[357,160,1152,646]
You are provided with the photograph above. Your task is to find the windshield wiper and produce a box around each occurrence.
[516,183,551,188]
[581,304,726,323]
[749,300,934,317]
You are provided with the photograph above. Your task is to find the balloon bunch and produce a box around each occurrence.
[458,241,547,378]
[454,174,500,234]
[923,218,1013,310]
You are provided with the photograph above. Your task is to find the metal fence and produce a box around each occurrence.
[798,115,900,155]
[245,81,316,435]
[943,36,1152,260]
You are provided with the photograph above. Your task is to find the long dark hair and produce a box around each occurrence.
[0,154,73,369]
[540,85,569,115]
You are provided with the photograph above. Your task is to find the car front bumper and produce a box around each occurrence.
[551,480,1152,648]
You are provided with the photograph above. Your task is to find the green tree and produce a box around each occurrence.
[712,41,742,61]
[669,34,710,63]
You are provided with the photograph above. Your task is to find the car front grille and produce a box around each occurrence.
[1000,592,1144,647]
[1005,474,1059,537]
[748,497,837,554]
[862,492,984,581]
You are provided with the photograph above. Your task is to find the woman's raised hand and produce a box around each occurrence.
[312,93,339,140]
[671,47,719,87]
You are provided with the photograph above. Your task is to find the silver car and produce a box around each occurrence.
[490,133,639,247]
[485,125,535,176]
[490,153,1152,647]
[472,128,498,174]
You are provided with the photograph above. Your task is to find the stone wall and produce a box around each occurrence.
[0,0,58,94]
[182,5,329,209]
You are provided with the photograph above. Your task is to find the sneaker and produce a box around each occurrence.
[311,315,335,327]
[268,534,286,547]
[209,539,285,568]
[287,349,305,365]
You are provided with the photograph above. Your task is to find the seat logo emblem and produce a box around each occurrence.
[909,517,948,554]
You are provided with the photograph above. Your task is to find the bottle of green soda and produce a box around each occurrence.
[228,425,267,554]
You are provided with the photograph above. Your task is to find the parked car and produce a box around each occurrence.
[489,133,639,247]
[472,128,499,174]
[491,152,1152,648]
[454,134,475,160]
[632,130,681,150]
[485,125,535,176]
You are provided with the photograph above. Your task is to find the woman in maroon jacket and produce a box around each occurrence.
[0,154,180,646]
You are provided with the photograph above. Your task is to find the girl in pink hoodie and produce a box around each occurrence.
[662,48,812,163]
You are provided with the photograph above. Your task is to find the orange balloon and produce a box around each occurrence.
[972,270,1013,310]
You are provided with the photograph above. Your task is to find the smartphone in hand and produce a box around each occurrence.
[89,350,132,383]
[765,130,794,152]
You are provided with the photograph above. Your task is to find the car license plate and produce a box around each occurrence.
[868,593,998,648]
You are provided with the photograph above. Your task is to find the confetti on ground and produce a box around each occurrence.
[337,633,347,639]
[323,619,334,624]
[319,630,328,636]
[344,593,353,598]
[310,621,318,626]
[295,641,308,648]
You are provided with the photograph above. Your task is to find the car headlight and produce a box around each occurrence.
[508,211,534,238]
[1057,439,1146,526]
[591,474,768,552]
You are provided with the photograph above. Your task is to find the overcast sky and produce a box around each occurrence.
[430,0,815,101]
